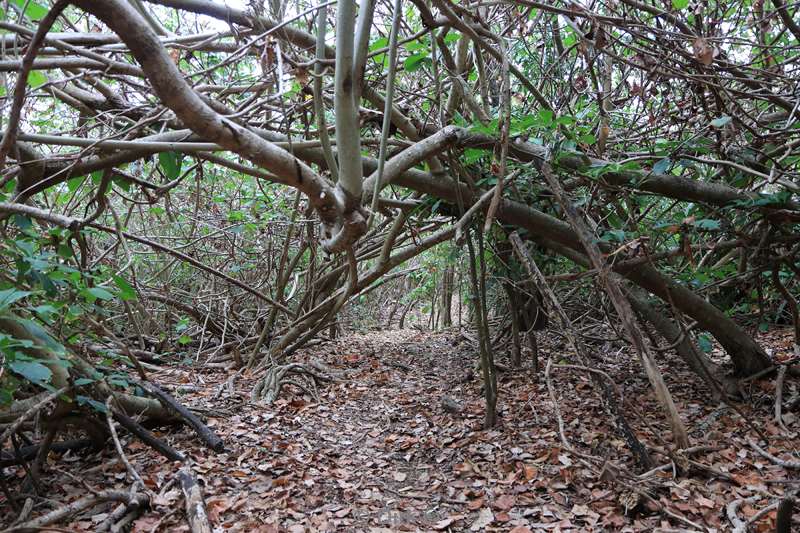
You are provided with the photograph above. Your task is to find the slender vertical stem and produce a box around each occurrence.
[334,0,364,203]
[538,163,689,449]
[313,4,339,180]
[353,0,377,102]
[369,0,403,219]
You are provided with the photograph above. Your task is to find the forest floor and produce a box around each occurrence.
[2,327,800,532]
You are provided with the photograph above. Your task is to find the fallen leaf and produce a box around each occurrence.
[494,494,515,511]
[467,498,484,510]
[334,507,352,518]
[470,508,494,531]
[432,514,465,530]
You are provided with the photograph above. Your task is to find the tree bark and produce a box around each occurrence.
[538,163,689,449]
[441,265,454,327]
[178,468,212,533]
[627,287,725,396]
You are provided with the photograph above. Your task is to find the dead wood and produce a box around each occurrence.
[776,496,794,533]
[0,438,95,468]
[2,490,148,532]
[112,409,185,462]
[177,468,213,533]
[133,379,224,452]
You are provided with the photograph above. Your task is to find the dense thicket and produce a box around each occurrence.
[0,0,798,529]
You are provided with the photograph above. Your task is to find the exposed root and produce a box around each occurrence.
[748,439,800,469]
[2,488,148,533]
[251,362,337,403]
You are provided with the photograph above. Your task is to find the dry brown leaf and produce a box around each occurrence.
[692,38,714,65]
[467,498,484,510]
[470,508,494,531]
[494,494,515,511]
[432,514,465,530]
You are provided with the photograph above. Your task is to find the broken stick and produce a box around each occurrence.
[178,468,212,533]
[133,379,224,452]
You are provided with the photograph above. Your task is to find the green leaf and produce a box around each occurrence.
[10,317,65,355]
[369,37,388,51]
[32,304,58,321]
[404,53,430,72]
[692,218,720,231]
[158,151,182,181]
[0,288,30,310]
[178,334,192,345]
[76,395,108,413]
[538,109,554,127]
[9,360,52,385]
[697,334,713,353]
[758,323,769,333]
[9,0,48,20]
[82,287,114,303]
[710,116,732,128]
[653,158,672,174]
[403,38,429,52]
[556,115,574,126]
[112,176,131,192]
[26,70,47,88]
[67,176,85,193]
[579,134,596,145]
[463,148,483,164]
[12,214,32,231]
[112,276,137,301]
[672,0,689,9]
[57,243,73,259]
[601,229,626,243]
[444,32,461,44]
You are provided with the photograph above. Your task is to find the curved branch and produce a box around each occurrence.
[771,0,800,42]
[0,1,69,171]
[70,0,344,229]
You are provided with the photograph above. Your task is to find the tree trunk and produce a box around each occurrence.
[385,167,772,376]
[627,287,725,397]
[504,282,522,367]
[441,265,454,327]
[466,224,497,429]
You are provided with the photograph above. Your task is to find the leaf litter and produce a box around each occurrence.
[2,327,799,532]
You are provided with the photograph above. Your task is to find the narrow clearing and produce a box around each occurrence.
[11,328,800,532]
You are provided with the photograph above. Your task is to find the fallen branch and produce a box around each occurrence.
[133,379,224,452]
[178,468,212,533]
[105,397,146,489]
[726,495,761,533]
[112,409,185,462]
[1,490,148,532]
[0,438,94,467]
[748,439,800,469]
[0,386,69,446]
[776,496,794,533]
[775,365,789,433]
